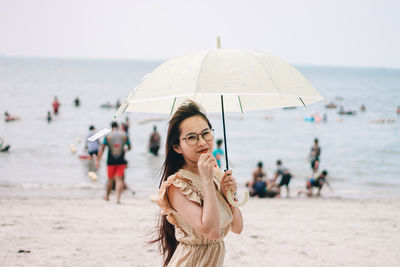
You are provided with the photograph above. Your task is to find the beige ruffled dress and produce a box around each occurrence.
[157,168,233,267]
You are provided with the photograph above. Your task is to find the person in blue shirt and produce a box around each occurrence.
[212,139,224,169]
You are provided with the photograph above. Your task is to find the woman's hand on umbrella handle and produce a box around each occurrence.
[222,171,249,207]
[227,190,249,207]
[221,170,237,197]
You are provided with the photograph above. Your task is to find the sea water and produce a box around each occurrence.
[0,57,399,198]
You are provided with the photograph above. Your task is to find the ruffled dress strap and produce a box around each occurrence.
[157,172,203,227]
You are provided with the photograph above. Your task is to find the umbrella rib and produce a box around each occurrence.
[193,49,213,99]
[299,97,306,107]
[243,50,285,97]
[238,95,244,114]
[170,97,177,115]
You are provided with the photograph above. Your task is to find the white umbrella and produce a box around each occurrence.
[112,37,324,207]
[117,49,322,115]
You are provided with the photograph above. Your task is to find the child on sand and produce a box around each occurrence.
[150,101,243,267]
[298,170,332,197]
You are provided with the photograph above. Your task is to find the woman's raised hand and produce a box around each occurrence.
[198,153,217,184]
[220,170,237,199]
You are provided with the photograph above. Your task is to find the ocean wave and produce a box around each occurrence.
[0,182,103,190]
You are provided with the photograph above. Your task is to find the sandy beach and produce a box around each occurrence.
[1,187,399,267]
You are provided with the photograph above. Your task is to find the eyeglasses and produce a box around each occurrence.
[181,129,215,146]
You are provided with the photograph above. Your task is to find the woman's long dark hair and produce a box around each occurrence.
[149,100,212,267]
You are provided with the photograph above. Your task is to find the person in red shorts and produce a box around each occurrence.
[97,121,131,203]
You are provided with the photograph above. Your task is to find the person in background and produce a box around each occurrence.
[74,97,80,107]
[313,113,323,123]
[397,105,400,116]
[247,161,278,198]
[115,99,121,109]
[212,139,224,169]
[118,117,131,192]
[4,111,20,122]
[360,104,366,112]
[250,175,279,198]
[298,170,332,197]
[273,159,292,198]
[114,119,131,192]
[149,125,161,156]
[310,138,321,173]
[323,113,327,122]
[47,111,52,123]
[52,97,60,115]
[96,121,131,204]
[85,125,100,160]
[121,117,130,134]
[250,175,268,198]
[248,161,266,188]
[0,137,11,152]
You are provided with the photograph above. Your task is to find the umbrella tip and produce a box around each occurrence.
[216,36,221,49]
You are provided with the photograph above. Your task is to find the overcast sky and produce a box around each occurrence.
[1,0,399,68]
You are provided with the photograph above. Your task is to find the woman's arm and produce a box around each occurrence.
[168,153,221,240]
[230,206,243,234]
[168,182,221,240]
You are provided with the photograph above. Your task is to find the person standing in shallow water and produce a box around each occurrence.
[149,125,161,156]
[150,101,243,267]
[74,97,80,107]
[52,97,60,115]
[121,117,130,134]
[310,138,321,174]
[47,111,52,123]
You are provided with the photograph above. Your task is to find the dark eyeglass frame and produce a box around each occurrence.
[181,129,215,146]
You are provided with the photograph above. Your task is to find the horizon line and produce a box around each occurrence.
[0,54,398,70]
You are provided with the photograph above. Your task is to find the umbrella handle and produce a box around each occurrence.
[227,189,249,207]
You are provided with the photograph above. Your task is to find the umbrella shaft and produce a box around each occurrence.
[220,95,229,171]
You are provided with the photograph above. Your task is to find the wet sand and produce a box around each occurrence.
[1,187,399,266]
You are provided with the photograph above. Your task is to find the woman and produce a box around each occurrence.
[151,101,243,267]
